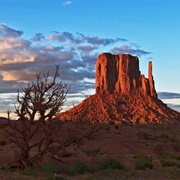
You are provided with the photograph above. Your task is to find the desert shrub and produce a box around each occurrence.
[42,162,62,176]
[0,139,7,146]
[100,157,125,170]
[66,158,125,176]
[66,166,76,176]
[66,162,96,176]
[134,155,153,170]
[160,154,180,168]
[160,159,173,167]
[160,158,180,168]
[169,154,180,160]
[85,174,95,180]
[76,162,97,174]
[78,162,96,174]
[22,167,34,176]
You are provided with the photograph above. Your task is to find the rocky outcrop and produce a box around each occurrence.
[96,53,157,97]
[59,53,180,124]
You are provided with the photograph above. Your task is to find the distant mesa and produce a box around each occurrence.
[59,53,180,124]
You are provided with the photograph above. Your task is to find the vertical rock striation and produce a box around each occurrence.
[96,53,157,97]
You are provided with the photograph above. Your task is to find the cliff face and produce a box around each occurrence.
[59,53,180,124]
[96,53,157,97]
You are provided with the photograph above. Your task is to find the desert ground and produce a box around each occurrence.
[0,120,179,180]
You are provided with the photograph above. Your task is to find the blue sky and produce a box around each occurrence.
[0,0,180,117]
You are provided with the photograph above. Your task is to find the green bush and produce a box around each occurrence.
[66,158,125,176]
[160,155,180,168]
[22,167,34,176]
[85,174,95,180]
[75,162,91,174]
[135,156,153,170]
[66,166,76,176]
[160,159,173,167]
[66,162,97,176]
[100,157,125,170]
[160,159,180,168]
[169,154,180,160]
[42,162,62,176]
[108,121,115,126]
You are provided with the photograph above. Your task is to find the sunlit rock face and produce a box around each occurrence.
[59,53,180,124]
[96,53,157,97]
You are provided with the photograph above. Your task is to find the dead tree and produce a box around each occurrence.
[5,65,70,169]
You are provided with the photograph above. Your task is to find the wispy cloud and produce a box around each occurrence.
[158,92,180,99]
[62,1,73,6]
[46,32,127,46]
[0,24,23,38]
[110,44,152,57]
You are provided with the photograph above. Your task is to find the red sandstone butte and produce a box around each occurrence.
[96,53,157,97]
[59,53,180,124]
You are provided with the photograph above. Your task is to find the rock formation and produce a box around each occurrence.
[59,53,180,124]
[148,61,157,97]
[96,53,157,97]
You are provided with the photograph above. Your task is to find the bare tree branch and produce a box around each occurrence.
[5,65,70,169]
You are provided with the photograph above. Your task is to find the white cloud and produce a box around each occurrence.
[62,1,73,6]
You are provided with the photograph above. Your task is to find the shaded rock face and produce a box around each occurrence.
[59,53,180,124]
[96,53,157,97]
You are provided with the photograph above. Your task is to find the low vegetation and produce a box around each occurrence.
[41,157,125,178]
[134,155,153,170]
[159,154,180,168]
[100,157,125,170]
[0,123,180,179]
